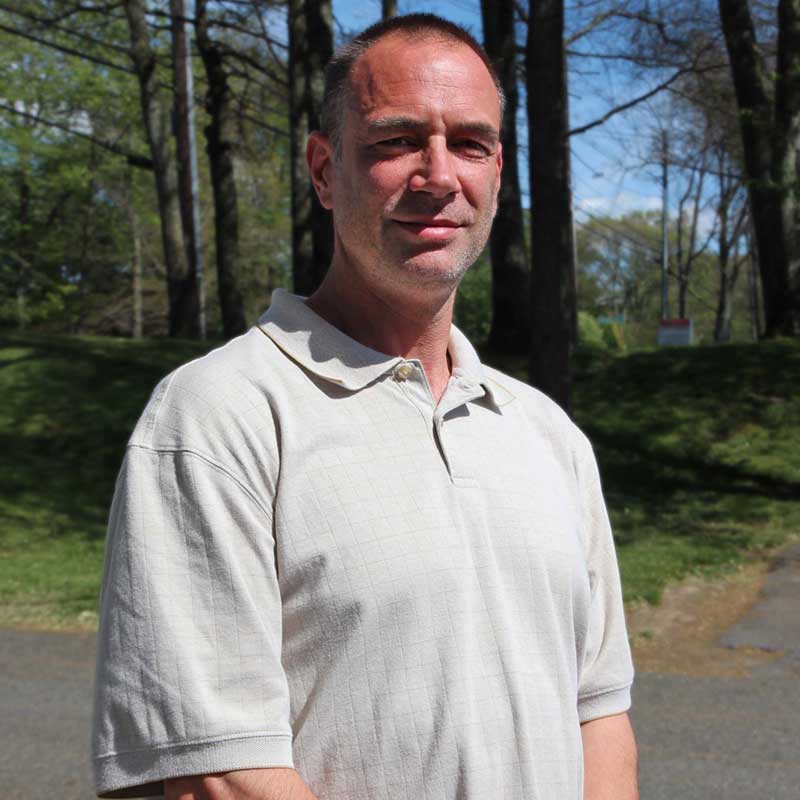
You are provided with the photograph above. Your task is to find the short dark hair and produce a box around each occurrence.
[320,13,505,152]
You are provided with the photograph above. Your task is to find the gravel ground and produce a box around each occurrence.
[2,544,798,800]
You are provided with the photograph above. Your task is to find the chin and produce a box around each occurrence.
[395,251,475,285]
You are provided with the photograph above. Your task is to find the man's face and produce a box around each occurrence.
[317,34,502,299]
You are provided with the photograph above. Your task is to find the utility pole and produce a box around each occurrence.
[171,0,205,338]
[382,0,398,18]
[660,128,670,320]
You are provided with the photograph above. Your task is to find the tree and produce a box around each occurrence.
[289,0,333,296]
[0,3,156,334]
[718,0,800,336]
[712,144,748,341]
[480,0,530,354]
[382,0,398,19]
[576,211,663,323]
[194,0,247,337]
[0,1,294,337]
[527,0,576,412]
[124,0,199,337]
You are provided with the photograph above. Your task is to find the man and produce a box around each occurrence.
[92,13,637,800]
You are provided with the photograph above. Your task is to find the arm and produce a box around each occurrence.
[166,768,319,800]
[581,712,638,800]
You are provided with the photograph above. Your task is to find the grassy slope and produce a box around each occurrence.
[0,334,215,627]
[1,333,798,627]
[572,342,800,603]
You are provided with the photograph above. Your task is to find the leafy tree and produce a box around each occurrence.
[0,3,153,333]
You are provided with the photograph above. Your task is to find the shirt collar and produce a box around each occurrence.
[257,289,514,407]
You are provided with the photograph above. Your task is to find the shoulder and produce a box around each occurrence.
[128,327,285,485]
[482,364,594,465]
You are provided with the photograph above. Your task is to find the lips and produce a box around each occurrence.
[393,218,464,241]
[394,218,461,227]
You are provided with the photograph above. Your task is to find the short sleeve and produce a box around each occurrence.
[92,445,293,798]
[575,439,634,723]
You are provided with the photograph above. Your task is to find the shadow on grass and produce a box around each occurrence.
[573,341,800,564]
[1,333,217,543]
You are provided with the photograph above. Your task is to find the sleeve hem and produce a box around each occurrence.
[94,733,294,798]
[578,684,632,724]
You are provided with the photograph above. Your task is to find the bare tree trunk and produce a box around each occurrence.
[481,0,530,353]
[718,0,799,336]
[748,226,763,339]
[195,0,247,337]
[774,0,800,326]
[172,0,206,339]
[289,0,313,295]
[124,0,198,337]
[289,0,333,296]
[382,0,398,19]
[675,162,707,319]
[16,170,31,329]
[714,249,741,343]
[714,195,734,341]
[306,0,334,279]
[131,200,144,339]
[527,0,576,412]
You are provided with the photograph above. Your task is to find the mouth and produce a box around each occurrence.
[392,219,464,241]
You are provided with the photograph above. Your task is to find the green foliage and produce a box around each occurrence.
[575,210,755,347]
[601,321,625,351]
[0,2,293,338]
[0,3,146,333]
[578,311,605,348]
[572,340,800,604]
[454,250,492,342]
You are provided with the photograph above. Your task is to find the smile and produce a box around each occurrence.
[393,220,463,241]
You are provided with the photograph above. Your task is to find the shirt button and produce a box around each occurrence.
[394,363,414,381]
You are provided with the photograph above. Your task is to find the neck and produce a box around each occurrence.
[305,263,456,402]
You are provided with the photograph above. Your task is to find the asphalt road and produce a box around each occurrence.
[2,544,799,800]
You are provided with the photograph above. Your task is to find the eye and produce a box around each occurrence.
[378,137,417,149]
[452,140,491,157]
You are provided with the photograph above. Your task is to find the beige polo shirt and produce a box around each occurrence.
[92,289,633,799]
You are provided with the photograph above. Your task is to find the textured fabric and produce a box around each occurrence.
[92,289,634,799]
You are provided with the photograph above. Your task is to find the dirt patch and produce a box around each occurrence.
[626,558,784,677]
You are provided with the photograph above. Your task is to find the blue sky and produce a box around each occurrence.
[333,0,669,232]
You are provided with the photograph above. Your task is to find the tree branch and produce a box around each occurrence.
[0,21,133,74]
[0,101,153,169]
[569,65,695,137]
[0,2,130,55]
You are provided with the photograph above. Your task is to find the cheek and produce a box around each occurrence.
[363,162,410,205]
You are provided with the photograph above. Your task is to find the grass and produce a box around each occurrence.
[0,334,215,628]
[575,341,800,603]
[1,332,798,627]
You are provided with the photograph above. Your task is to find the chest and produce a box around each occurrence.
[270,385,590,641]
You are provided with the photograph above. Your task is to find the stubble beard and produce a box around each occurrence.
[373,201,495,292]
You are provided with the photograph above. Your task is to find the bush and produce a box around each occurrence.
[602,322,626,352]
[578,311,605,348]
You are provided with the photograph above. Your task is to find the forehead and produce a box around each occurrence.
[346,33,501,128]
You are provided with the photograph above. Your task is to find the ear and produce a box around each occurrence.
[307,131,335,210]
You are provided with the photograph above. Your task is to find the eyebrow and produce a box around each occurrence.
[364,116,499,143]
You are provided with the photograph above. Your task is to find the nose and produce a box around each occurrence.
[409,138,460,198]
